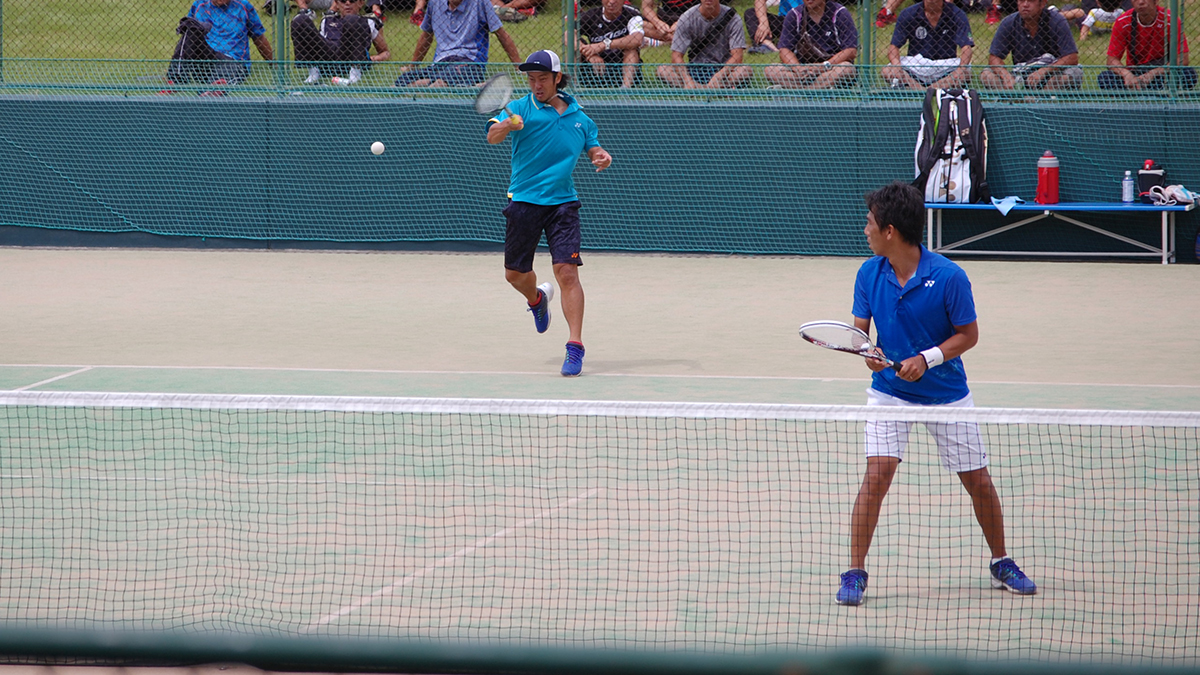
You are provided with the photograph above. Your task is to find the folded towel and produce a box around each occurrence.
[990,195,1025,216]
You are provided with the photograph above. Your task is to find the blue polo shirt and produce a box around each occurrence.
[188,0,266,62]
[488,92,600,206]
[989,9,1078,64]
[891,1,973,61]
[852,247,976,405]
[422,0,503,63]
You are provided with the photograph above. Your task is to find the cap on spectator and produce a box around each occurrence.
[518,50,562,73]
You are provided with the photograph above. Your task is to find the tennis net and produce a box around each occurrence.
[1,391,1197,665]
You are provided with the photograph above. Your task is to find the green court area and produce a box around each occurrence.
[1,248,1197,409]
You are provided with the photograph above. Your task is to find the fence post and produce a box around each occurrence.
[276,0,289,92]
[861,0,874,97]
[563,0,577,76]
[1,0,5,84]
[1167,0,1179,96]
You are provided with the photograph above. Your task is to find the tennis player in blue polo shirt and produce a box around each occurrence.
[486,50,613,377]
[836,181,1036,606]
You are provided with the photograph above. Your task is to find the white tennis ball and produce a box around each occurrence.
[371,141,385,155]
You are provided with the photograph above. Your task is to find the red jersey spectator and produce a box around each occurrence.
[1100,0,1195,89]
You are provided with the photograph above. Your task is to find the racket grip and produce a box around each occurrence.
[889,362,903,373]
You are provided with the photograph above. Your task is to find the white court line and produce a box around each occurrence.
[301,487,601,632]
[12,367,93,391]
[1,363,1199,390]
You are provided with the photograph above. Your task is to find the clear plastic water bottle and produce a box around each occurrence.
[1122,170,1136,203]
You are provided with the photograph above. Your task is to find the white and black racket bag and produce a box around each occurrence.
[913,87,990,204]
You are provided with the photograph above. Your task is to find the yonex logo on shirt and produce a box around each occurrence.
[925,279,936,287]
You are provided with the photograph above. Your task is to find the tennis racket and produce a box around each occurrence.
[475,72,517,117]
[799,320,902,372]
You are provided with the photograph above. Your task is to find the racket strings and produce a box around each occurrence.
[475,74,514,115]
[803,326,871,352]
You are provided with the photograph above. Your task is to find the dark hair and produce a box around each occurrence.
[864,181,925,246]
[1097,0,1122,12]
[557,72,571,89]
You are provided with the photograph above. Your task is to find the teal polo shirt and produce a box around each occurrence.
[852,247,977,405]
[488,91,600,206]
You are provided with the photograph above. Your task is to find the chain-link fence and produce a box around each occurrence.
[0,0,1196,96]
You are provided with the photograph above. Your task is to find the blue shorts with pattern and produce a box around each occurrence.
[503,200,583,273]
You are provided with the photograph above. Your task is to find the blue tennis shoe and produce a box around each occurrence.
[561,341,585,377]
[836,568,868,606]
[528,282,553,334]
[990,557,1037,595]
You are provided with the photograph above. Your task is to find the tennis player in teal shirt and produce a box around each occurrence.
[487,50,612,377]
[835,181,1037,606]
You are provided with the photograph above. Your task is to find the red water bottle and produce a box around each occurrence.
[1036,150,1060,204]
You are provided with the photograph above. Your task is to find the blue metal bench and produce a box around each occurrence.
[924,201,1195,264]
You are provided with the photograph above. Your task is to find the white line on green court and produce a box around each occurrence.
[301,487,601,632]
[11,366,93,391]
[3,363,1200,390]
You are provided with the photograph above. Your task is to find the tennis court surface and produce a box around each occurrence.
[2,248,1198,668]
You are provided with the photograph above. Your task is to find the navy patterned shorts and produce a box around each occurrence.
[503,200,583,273]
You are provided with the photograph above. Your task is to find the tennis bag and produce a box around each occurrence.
[913,87,990,204]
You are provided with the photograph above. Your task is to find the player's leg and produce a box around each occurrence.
[930,402,1036,595]
[849,455,901,569]
[553,262,584,343]
[503,201,554,333]
[957,467,1034,595]
[838,455,899,606]
[837,391,912,605]
[957,466,1005,556]
[546,201,585,376]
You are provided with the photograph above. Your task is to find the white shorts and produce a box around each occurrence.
[864,388,989,473]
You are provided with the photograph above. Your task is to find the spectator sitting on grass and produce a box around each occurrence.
[881,0,973,90]
[167,0,273,90]
[641,0,700,42]
[657,0,752,89]
[743,0,803,55]
[764,0,858,89]
[292,0,390,85]
[491,0,544,22]
[578,0,646,88]
[1058,0,1129,41]
[980,0,1081,89]
[394,0,521,87]
[1099,0,1195,90]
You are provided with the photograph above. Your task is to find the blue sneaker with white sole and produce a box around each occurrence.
[528,282,553,333]
[836,568,868,606]
[990,558,1037,595]
[561,341,585,377]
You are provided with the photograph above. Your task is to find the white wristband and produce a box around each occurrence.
[921,346,945,368]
